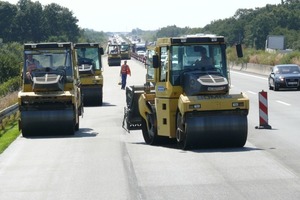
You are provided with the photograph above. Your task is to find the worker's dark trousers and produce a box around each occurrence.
[121,74,127,89]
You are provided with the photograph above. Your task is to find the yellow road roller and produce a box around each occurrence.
[74,43,104,106]
[18,42,83,137]
[107,44,121,66]
[127,35,249,149]
[120,43,131,60]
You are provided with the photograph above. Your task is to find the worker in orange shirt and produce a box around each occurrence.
[120,60,131,89]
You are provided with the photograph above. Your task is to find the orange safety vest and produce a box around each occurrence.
[121,64,130,75]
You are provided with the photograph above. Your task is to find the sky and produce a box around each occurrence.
[5,0,281,32]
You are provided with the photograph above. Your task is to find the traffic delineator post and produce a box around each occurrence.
[255,90,272,129]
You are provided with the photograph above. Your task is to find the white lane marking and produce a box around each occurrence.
[247,91,257,95]
[230,70,267,80]
[276,100,291,106]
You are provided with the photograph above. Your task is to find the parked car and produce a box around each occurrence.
[268,64,300,91]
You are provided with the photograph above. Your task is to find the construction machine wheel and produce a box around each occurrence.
[176,112,189,150]
[141,112,158,145]
[176,112,248,149]
[141,109,171,145]
[75,114,79,131]
[176,111,201,150]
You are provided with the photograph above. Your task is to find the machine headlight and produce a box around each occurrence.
[232,102,244,107]
[189,104,201,109]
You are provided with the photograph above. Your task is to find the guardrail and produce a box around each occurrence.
[131,52,146,63]
[0,103,19,131]
[230,62,272,76]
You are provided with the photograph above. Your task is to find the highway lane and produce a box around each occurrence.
[230,70,300,177]
[0,59,300,200]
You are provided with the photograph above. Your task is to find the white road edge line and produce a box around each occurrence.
[276,100,291,106]
[247,91,257,95]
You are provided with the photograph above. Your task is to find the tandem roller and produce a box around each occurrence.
[18,42,83,137]
[127,35,249,150]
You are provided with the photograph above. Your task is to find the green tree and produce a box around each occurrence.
[78,29,107,46]
[43,3,80,42]
[0,42,22,84]
[14,0,45,42]
[0,2,17,42]
[156,25,183,38]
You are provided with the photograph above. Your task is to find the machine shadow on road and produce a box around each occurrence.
[189,146,263,153]
[21,128,99,139]
[75,128,99,137]
[128,141,262,153]
[83,102,117,107]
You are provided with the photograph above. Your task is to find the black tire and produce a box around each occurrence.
[141,113,158,145]
[176,112,187,150]
[75,120,79,131]
[268,78,273,90]
[75,122,79,131]
[75,114,79,132]
[268,81,273,90]
[274,83,279,91]
[141,114,169,145]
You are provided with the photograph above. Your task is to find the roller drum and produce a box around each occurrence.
[21,108,75,137]
[184,112,248,148]
[82,86,102,106]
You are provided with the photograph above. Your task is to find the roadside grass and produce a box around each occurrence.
[0,91,18,111]
[0,121,20,154]
[0,91,20,154]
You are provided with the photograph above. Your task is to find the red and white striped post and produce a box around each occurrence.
[256,90,272,129]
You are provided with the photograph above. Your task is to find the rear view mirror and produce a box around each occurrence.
[236,44,243,58]
[98,47,104,55]
[152,55,160,68]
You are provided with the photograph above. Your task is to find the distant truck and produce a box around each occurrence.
[132,43,147,61]
[132,43,146,54]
